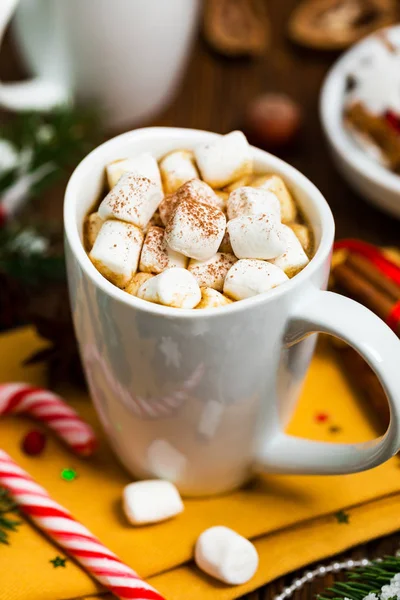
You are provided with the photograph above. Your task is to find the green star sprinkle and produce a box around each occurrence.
[50,556,67,568]
[61,468,77,482]
[335,510,350,524]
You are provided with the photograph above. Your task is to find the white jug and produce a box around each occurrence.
[0,0,201,129]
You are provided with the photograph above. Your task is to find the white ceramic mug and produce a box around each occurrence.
[0,0,200,129]
[64,127,400,496]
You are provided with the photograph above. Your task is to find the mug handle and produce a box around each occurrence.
[0,0,70,111]
[258,289,400,474]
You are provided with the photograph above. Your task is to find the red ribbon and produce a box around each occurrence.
[334,239,400,332]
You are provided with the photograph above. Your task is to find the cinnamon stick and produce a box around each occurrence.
[346,253,400,302]
[333,261,400,336]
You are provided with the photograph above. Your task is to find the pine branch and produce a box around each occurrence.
[0,224,65,285]
[0,488,21,545]
[318,557,400,600]
[0,107,102,190]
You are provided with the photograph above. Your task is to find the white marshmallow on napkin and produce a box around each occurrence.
[159,149,199,194]
[98,173,163,229]
[125,272,154,296]
[188,253,237,291]
[195,526,259,585]
[269,224,310,276]
[123,480,184,525]
[227,186,281,222]
[159,178,223,226]
[252,174,297,223]
[195,287,232,309]
[89,220,144,288]
[137,267,201,308]
[227,215,286,260]
[106,152,162,190]
[165,197,226,261]
[84,212,104,250]
[139,226,188,274]
[224,259,288,300]
[195,131,253,188]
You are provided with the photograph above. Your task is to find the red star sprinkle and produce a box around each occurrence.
[315,412,329,423]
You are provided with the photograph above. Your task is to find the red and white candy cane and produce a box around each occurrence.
[0,449,165,600]
[0,383,97,456]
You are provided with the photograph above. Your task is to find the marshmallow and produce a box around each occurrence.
[188,253,237,291]
[165,198,226,261]
[139,226,188,274]
[123,480,184,525]
[227,186,281,222]
[224,259,288,300]
[159,149,199,194]
[98,173,163,229]
[195,526,259,585]
[106,152,162,190]
[195,287,233,309]
[227,215,286,260]
[159,179,223,226]
[288,222,312,255]
[137,267,201,308]
[195,131,253,188]
[125,272,154,296]
[159,194,177,226]
[89,220,144,288]
[218,230,233,254]
[223,175,252,193]
[252,174,297,223]
[84,212,104,251]
[269,224,310,276]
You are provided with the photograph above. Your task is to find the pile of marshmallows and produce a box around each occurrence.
[123,479,259,586]
[88,131,311,309]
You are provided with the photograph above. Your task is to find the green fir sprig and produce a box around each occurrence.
[319,557,400,600]
[0,106,102,197]
[0,225,65,285]
[0,487,21,545]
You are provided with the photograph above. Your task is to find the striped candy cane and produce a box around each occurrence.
[0,383,97,456]
[0,450,165,600]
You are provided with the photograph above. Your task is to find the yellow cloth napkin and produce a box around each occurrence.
[1,327,400,600]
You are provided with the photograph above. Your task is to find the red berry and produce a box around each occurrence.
[21,430,47,456]
[244,93,302,149]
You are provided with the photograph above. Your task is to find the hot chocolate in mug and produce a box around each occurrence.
[0,0,200,129]
[64,127,400,496]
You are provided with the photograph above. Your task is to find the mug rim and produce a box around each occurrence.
[64,126,335,319]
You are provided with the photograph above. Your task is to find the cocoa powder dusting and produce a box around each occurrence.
[168,197,225,240]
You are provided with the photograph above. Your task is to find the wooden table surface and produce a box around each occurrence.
[1,2,400,600]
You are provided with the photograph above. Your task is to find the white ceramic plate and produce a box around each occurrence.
[320,25,400,219]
